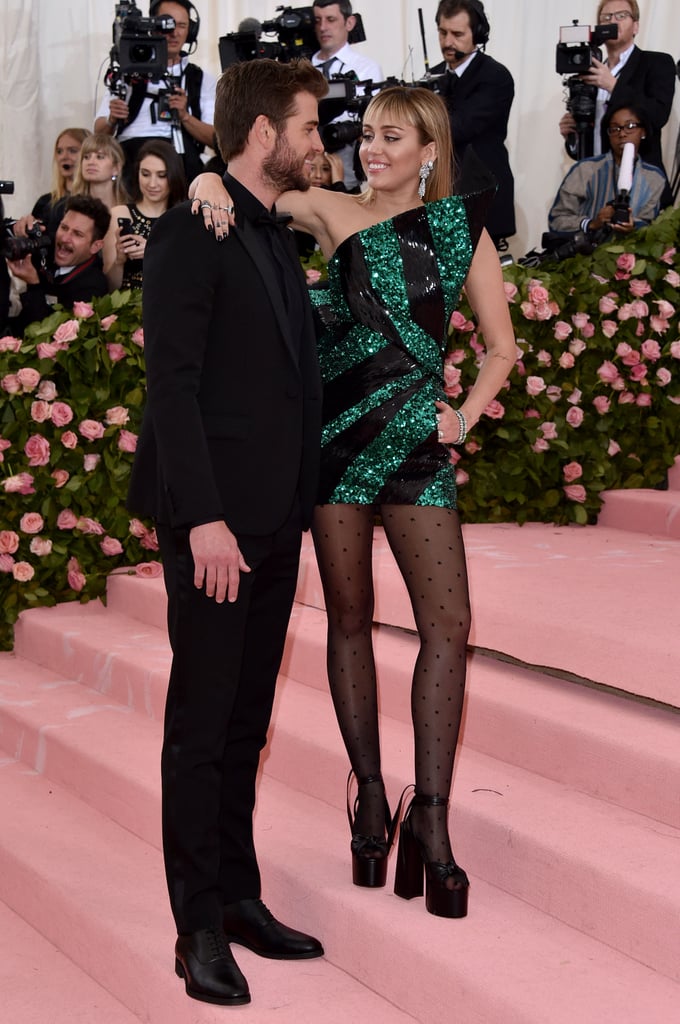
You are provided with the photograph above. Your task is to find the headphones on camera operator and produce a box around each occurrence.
[149,0,200,55]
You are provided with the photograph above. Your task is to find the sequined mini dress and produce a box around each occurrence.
[312,192,489,508]
[122,206,158,289]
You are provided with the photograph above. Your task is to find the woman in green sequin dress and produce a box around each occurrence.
[192,85,515,918]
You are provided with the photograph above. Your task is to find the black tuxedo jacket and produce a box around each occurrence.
[128,190,322,536]
[432,52,516,239]
[601,46,676,175]
[16,255,108,329]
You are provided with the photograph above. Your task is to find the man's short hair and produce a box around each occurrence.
[63,195,111,242]
[596,0,640,20]
[313,0,353,18]
[435,0,486,31]
[214,58,327,163]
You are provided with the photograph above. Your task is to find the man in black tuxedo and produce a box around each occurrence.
[559,0,676,181]
[431,0,516,247]
[6,195,109,328]
[127,59,327,1007]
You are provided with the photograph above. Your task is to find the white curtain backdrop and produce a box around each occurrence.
[1,0,678,257]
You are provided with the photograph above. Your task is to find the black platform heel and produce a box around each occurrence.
[347,771,398,888]
[393,790,469,918]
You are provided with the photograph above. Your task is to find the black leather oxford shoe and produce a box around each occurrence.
[175,927,250,1005]
[223,898,324,960]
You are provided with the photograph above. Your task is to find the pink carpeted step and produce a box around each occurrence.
[0,901,142,1024]
[1,750,678,1024]
[2,642,679,984]
[597,488,680,538]
[667,455,680,490]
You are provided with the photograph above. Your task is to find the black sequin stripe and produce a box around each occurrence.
[322,344,418,426]
[337,235,403,347]
[395,207,446,345]
[462,187,496,252]
[318,378,426,503]
[376,436,451,505]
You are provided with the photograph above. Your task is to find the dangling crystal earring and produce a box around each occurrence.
[418,160,434,199]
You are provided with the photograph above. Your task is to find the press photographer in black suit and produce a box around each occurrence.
[430,0,516,248]
[127,59,326,1006]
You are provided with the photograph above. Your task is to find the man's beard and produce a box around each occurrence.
[263,133,311,193]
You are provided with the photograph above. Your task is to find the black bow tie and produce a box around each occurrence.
[256,209,293,231]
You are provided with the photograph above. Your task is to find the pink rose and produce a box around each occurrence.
[601,320,618,338]
[629,279,652,298]
[616,253,636,273]
[599,295,618,315]
[571,312,590,330]
[0,531,20,554]
[455,468,469,486]
[534,302,554,322]
[636,393,652,407]
[566,406,584,427]
[131,328,144,347]
[618,391,636,405]
[464,439,481,454]
[100,314,118,332]
[581,321,595,339]
[101,536,124,556]
[540,422,558,439]
[670,341,680,359]
[0,437,10,462]
[52,319,80,345]
[31,400,51,423]
[484,399,505,419]
[449,311,468,330]
[0,335,22,353]
[3,472,35,495]
[76,517,105,535]
[129,518,146,538]
[630,300,649,319]
[24,434,51,467]
[503,282,518,302]
[57,509,78,529]
[135,561,163,578]
[569,338,587,356]
[140,529,159,551]
[19,512,44,534]
[30,537,52,557]
[617,303,634,322]
[616,342,633,359]
[524,409,540,419]
[598,361,619,384]
[655,299,675,319]
[649,315,670,334]
[520,301,537,320]
[641,339,662,361]
[559,352,575,369]
[656,368,672,387]
[67,567,87,592]
[546,385,562,402]
[526,376,546,397]
[553,321,572,341]
[528,283,550,305]
[537,349,552,366]
[106,343,127,363]
[608,440,621,456]
[37,380,57,401]
[305,268,321,284]
[51,401,73,426]
[16,367,41,391]
[568,387,582,405]
[629,364,648,382]
[563,485,587,503]
[79,419,105,441]
[51,469,69,488]
[12,561,35,582]
[660,248,677,265]
[0,554,15,572]
[563,461,583,483]
[446,349,466,366]
[105,405,130,426]
[532,439,550,453]
[61,430,78,449]
[83,454,101,472]
[1,373,21,394]
[72,301,95,319]
[664,270,680,287]
[36,342,61,360]
[593,395,611,415]
[118,429,138,453]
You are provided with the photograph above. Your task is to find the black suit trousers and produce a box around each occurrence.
[156,503,302,934]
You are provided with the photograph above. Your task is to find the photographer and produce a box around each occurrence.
[311,1,382,190]
[558,1,675,180]
[6,195,110,330]
[549,102,666,239]
[95,1,216,188]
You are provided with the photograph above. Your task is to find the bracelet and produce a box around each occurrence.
[453,408,468,445]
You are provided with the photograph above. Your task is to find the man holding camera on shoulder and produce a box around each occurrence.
[95,0,215,189]
[558,0,675,181]
[6,195,110,330]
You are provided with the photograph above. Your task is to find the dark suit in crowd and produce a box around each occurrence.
[432,52,516,242]
[16,256,108,327]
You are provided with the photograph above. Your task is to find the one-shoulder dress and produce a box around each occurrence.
[311,192,490,509]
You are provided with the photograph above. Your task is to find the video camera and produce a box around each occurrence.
[556,20,618,161]
[219,5,366,69]
[0,183,51,263]
[110,1,174,78]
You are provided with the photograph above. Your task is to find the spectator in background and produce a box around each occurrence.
[103,139,186,291]
[311,1,383,190]
[6,195,110,329]
[430,0,516,249]
[549,102,666,237]
[32,128,92,225]
[558,0,675,185]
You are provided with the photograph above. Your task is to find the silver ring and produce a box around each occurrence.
[438,429,443,440]
[200,201,213,211]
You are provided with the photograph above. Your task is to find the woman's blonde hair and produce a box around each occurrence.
[358,86,453,205]
[49,128,91,203]
[71,133,128,205]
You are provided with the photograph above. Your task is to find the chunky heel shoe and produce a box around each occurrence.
[347,771,397,888]
[394,791,469,918]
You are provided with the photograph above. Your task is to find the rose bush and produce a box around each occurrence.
[0,289,160,650]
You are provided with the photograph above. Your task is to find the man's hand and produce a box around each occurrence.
[189,520,251,604]
[559,111,576,138]
[108,96,130,123]
[580,57,617,93]
[7,254,39,285]
[11,215,44,239]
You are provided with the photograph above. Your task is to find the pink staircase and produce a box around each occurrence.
[1,466,679,1022]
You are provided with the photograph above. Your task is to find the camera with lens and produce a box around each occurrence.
[219,5,366,68]
[1,221,51,262]
[556,20,617,74]
[110,1,174,80]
